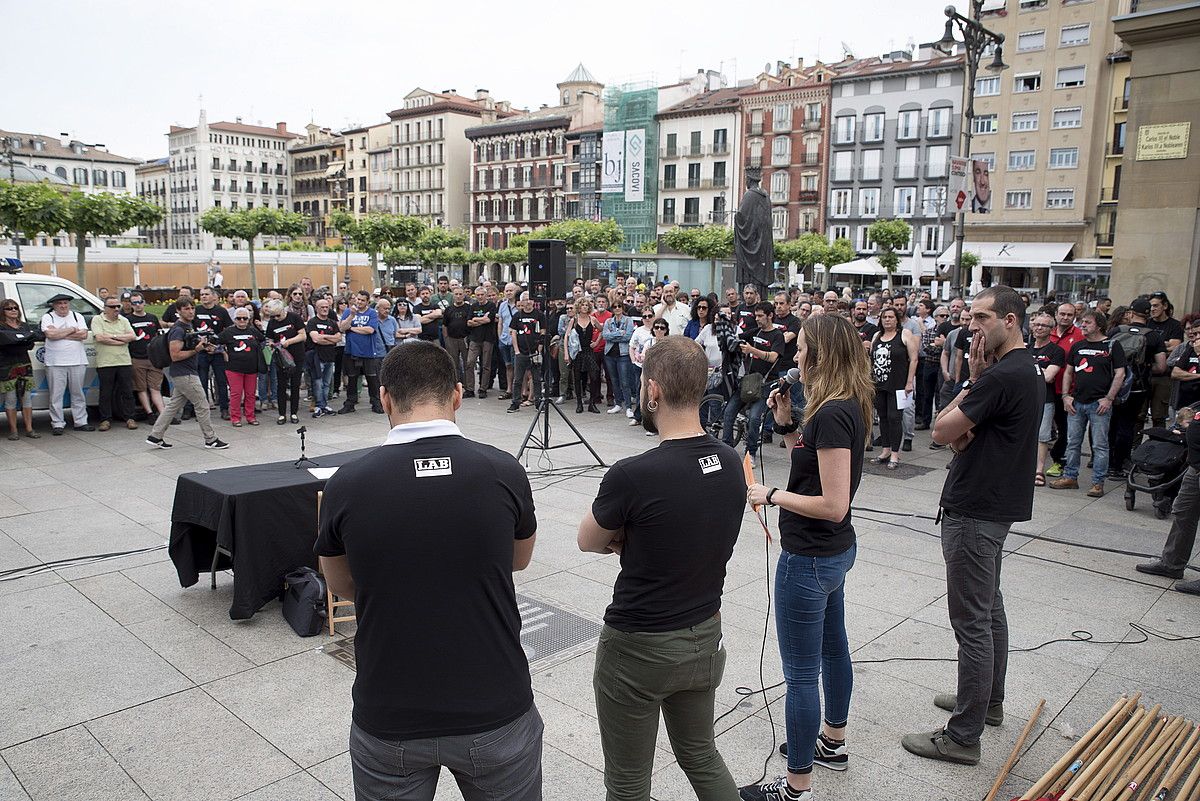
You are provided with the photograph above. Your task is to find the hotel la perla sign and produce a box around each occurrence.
[1135,123,1191,161]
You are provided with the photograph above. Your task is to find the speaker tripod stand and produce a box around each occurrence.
[515,337,607,471]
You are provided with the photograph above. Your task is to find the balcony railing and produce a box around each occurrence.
[712,142,730,155]
[681,213,702,226]
[687,178,701,188]
[749,123,763,136]
[895,165,920,180]
[771,152,791,167]
[800,154,820,166]
[662,178,676,189]
[659,214,676,225]
[702,177,727,189]
[1114,96,1129,112]
[798,190,818,203]
[860,166,883,181]
[1107,140,1125,157]
[770,191,788,203]
[748,156,763,168]
[1100,186,1120,202]
[830,169,853,182]
[1096,231,1115,247]
[709,210,729,224]
[803,118,821,131]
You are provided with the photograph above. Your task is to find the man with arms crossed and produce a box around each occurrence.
[317,342,541,800]
[902,286,1043,765]
[579,336,745,800]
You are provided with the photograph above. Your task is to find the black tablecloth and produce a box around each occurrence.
[169,449,374,619]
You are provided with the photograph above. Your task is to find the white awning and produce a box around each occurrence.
[816,255,937,277]
[936,241,1075,269]
[324,162,345,178]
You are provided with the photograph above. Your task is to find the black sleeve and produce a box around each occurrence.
[305,318,319,335]
[216,307,232,329]
[591,464,631,531]
[1047,346,1066,369]
[1110,340,1127,370]
[769,329,786,358]
[957,368,1004,426]
[811,403,857,450]
[510,463,537,540]
[314,475,347,556]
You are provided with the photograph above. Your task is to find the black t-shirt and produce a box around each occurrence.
[193,304,231,338]
[1029,342,1065,399]
[1148,316,1185,346]
[265,312,307,363]
[443,303,472,339]
[161,301,182,325]
[735,304,758,336]
[315,435,536,740]
[166,323,198,377]
[936,320,959,339]
[941,348,1044,522]
[743,326,785,376]
[231,303,260,324]
[306,316,340,362]
[781,398,865,557]
[952,327,975,381]
[123,311,160,360]
[510,311,543,354]
[218,326,264,374]
[625,304,643,328]
[1187,414,1200,469]
[591,434,743,632]
[1112,324,1165,393]
[468,301,497,343]
[774,313,801,372]
[1068,338,1126,404]
[854,321,878,343]
[1176,349,1200,409]
[413,302,440,341]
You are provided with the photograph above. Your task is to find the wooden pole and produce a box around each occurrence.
[1159,724,1200,801]
[1032,695,1142,801]
[985,699,1045,801]
[1135,722,1196,801]
[1105,717,1187,801]
[1077,708,1164,801]
[1095,715,1172,801]
[1063,705,1154,801]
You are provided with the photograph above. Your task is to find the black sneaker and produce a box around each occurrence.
[478,390,488,399]
[338,405,356,415]
[204,439,230,450]
[738,776,810,801]
[74,425,96,432]
[146,436,172,449]
[929,441,947,450]
[463,390,476,398]
[902,439,913,452]
[507,405,520,413]
[813,733,848,771]
[51,427,65,436]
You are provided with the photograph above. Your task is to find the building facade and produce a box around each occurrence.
[655,88,744,234]
[166,112,299,250]
[564,124,603,221]
[828,52,965,271]
[0,130,139,199]
[135,158,171,248]
[288,124,342,244]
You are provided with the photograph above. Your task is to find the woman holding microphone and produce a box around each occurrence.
[741,313,873,801]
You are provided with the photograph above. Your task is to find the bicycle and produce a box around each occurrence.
[700,368,753,447]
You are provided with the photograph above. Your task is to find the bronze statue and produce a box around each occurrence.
[734,168,773,293]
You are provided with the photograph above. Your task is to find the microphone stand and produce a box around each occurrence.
[294,426,318,469]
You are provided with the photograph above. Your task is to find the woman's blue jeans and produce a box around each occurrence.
[603,353,632,407]
[775,542,856,774]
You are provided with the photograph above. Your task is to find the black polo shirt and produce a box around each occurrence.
[442,303,472,339]
[315,432,536,740]
[412,302,441,341]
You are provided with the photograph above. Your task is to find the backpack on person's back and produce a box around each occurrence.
[1110,325,1148,402]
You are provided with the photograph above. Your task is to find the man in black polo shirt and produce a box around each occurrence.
[507,292,544,413]
[578,336,743,801]
[316,342,542,800]
[723,302,784,460]
[762,292,801,446]
[412,285,444,343]
[902,286,1043,766]
[194,286,233,419]
[442,286,472,382]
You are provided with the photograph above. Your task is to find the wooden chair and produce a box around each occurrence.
[317,491,356,636]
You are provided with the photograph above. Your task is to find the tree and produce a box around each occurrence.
[827,237,855,269]
[661,225,734,289]
[330,211,425,283]
[412,227,468,268]
[867,219,913,275]
[0,181,68,256]
[775,232,831,287]
[58,192,163,288]
[199,207,306,297]
[636,238,659,254]
[533,219,624,275]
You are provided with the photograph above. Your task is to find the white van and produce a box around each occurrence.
[0,261,102,410]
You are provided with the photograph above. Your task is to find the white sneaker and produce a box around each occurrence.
[628,418,640,426]
[607,405,622,414]
[625,407,634,418]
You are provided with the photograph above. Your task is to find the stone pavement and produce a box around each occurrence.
[0,393,1197,801]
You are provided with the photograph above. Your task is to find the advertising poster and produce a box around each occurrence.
[601,131,625,194]
[624,128,645,203]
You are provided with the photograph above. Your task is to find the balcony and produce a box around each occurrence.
[749,156,763,168]
[227,164,238,172]
[894,164,920,180]
[659,214,676,225]
[798,190,818,204]
[687,177,701,189]
[703,177,727,189]
[712,142,730,156]
[771,152,791,167]
[770,191,788,204]
[659,147,680,159]
[684,144,705,157]
[1107,140,1125,157]
[1100,186,1120,202]
[709,210,729,224]
[803,118,821,131]
[681,213,702,226]
[830,169,854,182]
[749,123,764,136]
[800,154,821,166]
[1096,231,1116,247]
[662,178,676,189]
[860,166,883,181]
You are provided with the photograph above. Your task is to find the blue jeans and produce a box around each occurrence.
[196,351,229,411]
[313,360,335,409]
[1064,399,1111,486]
[630,367,642,423]
[257,362,277,404]
[722,391,768,456]
[775,543,856,774]
[604,354,633,407]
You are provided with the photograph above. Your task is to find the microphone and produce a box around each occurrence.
[780,367,801,386]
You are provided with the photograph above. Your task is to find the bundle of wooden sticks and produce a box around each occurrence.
[1018,694,1200,801]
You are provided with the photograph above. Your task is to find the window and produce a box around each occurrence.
[896,147,919,179]
[869,79,883,95]
[906,75,921,91]
[662,164,676,189]
[1014,73,1042,93]
[926,145,949,178]
[773,103,792,131]
[835,116,856,144]
[936,72,952,88]
[92,169,108,187]
[801,173,817,191]
[687,162,701,188]
[772,208,788,237]
[1006,190,1033,208]
[713,128,729,153]
[855,225,873,252]
[1011,111,1039,131]
[972,114,998,135]
[832,151,854,181]
[73,167,88,185]
[1056,66,1086,88]
[831,189,852,216]
[922,225,944,254]
[928,108,951,138]
[923,186,947,216]
[830,225,850,242]
[771,136,791,166]
[112,171,126,188]
[1052,107,1083,129]
[805,103,821,125]
[842,82,855,97]
[859,188,879,217]
[1046,189,1075,209]
[713,161,726,186]
[15,282,98,326]
[1019,0,1047,9]
[894,187,916,217]
[974,152,997,170]
[1017,30,1046,51]
[1008,150,1036,170]
[976,76,1001,96]
[861,150,882,180]
[1060,23,1090,45]
[770,171,789,203]
[897,109,920,139]
[862,113,884,142]
[1049,147,1079,168]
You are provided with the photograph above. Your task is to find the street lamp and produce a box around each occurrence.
[1,137,19,260]
[935,1,1007,294]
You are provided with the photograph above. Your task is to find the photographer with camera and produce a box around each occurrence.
[507,292,544,414]
[146,299,229,450]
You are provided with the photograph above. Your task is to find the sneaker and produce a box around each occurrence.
[322,407,336,416]
[74,425,96,432]
[628,418,640,426]
[738,776,811,801]
[607,405,622,414]
[1135,561,1184,580]
[146,436,172,449]
[507,405,520,413]
[554,396,565,404]
[900,728,981,765]
[1046,462,1064,477]
[626,407,634,418]
[1087,483,1105,498]
[277,416,286,425]
[1049,477,1079,490]
[290,414,299,424]
[901,439,912,452]
[934,693,1003,726]
[478,390,487,399]
[929,441,946,450]
[338,405,356,415]
[462,390,476,398]
[205,439,230,450]
[498,392,513,400]
[813,733,849,771]
[51,428,65,436]
[98,420,111,432]
[312,409,325,419]
[126,419,138,430]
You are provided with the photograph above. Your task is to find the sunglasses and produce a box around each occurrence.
[935,313,949,318]
[653,325,668,331]
[105,304,121,309]
[131,300,145,304]
[2,305,18,311]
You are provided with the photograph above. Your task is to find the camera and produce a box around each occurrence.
[184,331,213,351]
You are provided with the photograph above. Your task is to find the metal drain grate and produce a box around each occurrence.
[324,592,601,674]
[862,460,938,479]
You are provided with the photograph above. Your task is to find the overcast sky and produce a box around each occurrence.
[10,0,951,161]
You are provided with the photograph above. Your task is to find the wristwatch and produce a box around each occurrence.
[960,378,973,392]
[766,487,780,506]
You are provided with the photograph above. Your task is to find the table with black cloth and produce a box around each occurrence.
[168,448,374,619]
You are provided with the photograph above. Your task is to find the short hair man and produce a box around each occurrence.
[903,286,1042,765]
[306,298,342,417]
[145,299,229,450]
[653,284,690,336]
[40,294,94,434]
[317,342,542,800]
[124,292,165,420]
[91,295,138,431]
[464,285,498,398]
[578,337,743,800]
[337,291,384,415]
[724,302,784,460]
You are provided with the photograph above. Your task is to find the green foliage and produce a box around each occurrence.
[960,251,980,271]
[867,219,913,274]
[413,227,468,266]
[531,219,623,255]
[476,247,527,265]
[774,232,829,269]
[636,238,659,254]
[113,242,154,248]
[0,181,68,244]
[62,192,164,287]
[199,207,307,296]
[329,211,426,284]
[660,225,734,260]
[828,237,855,268]
[263,240,340,252]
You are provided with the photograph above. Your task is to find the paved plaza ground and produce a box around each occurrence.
[0,394,1197,801]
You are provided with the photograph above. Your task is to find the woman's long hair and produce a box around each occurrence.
[798,314,874,439]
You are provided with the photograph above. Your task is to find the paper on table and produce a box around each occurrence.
[895,390,913,410]
[308,467,340,479]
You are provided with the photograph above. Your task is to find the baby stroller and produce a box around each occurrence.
[1125,426,1189,518]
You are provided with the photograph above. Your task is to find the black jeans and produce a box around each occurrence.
[915,359,940,426]
[1051,393,1069,464]
[941,510,1009,746]
[873,387,902,452]
[97,365,135,422]
[276,363,302,416]
[343,354,381,410]
[573,355,601,406]
[1109,390,1149,472]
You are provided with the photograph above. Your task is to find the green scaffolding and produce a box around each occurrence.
[601,85,658,252]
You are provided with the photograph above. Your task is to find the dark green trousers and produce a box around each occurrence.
[592,614,737,801]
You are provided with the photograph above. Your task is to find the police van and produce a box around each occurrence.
[0,258,102,410]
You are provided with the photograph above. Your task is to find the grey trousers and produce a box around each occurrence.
[1162,466,1200,572]
[349,704,543,801]
[445,336,468,382]
[150,373,215,442]
[941,510,1009,746]
[47,364,88,429]
[464,340,493,393]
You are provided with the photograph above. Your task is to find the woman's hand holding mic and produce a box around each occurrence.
[768,368,801,425]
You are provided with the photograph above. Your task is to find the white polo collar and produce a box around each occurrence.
[382,419,463,446]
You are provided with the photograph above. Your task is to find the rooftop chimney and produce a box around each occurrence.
[276,122,287,134]
[777,60,789,75]
[476,89,490,100]
[235,116,243,124]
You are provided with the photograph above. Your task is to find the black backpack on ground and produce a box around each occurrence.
[281,567,327,637]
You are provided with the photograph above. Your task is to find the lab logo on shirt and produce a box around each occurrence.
[698,454,722,475]
[414,457,453,477]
